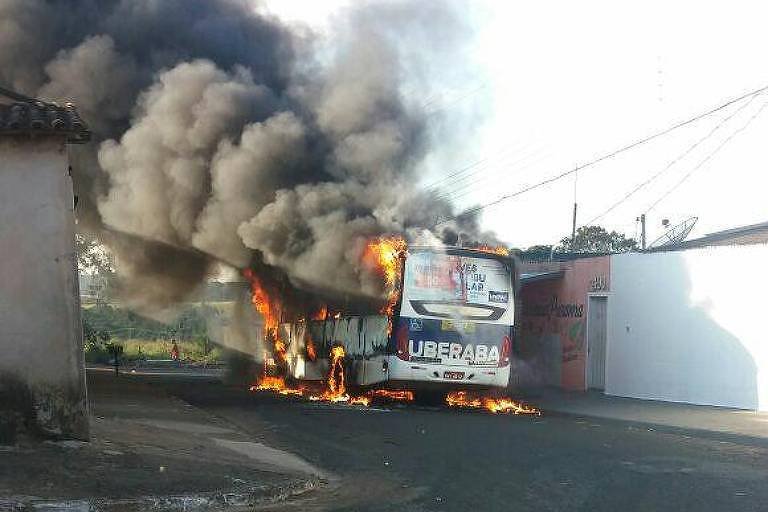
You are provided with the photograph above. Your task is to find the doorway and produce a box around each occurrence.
[586,296,608,390]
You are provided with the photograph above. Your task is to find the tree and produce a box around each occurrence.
[521,244,554,261]
[557,225,637,253]
[75,233,116,302]
[75,233,114,276]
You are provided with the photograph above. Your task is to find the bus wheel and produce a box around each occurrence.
[415,390,445,406]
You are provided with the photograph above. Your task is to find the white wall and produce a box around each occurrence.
[607,246,768,410]
[0,137,88,438]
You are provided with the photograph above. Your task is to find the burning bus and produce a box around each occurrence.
[270,243,519,402]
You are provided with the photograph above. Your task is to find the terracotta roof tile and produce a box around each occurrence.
[0,86,90,144]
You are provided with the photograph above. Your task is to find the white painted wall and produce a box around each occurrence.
[0,137,88,438]
[607,246,768,410]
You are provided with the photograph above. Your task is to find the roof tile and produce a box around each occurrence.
[0,87,90,144]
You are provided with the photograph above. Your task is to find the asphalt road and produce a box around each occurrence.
[142,373,768,512]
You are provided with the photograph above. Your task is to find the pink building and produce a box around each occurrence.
[517,256,609,391]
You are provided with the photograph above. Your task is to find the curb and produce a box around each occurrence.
[0,477,322,511]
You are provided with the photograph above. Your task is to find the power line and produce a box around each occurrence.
[432,82,768,227]
[585,92,761,225]
[426,151,519,194]
[424,83,489,115]
[423,156,490,191]
[423,142,530,191]
[436,151,552,203]
[431,146,546,201]
[645,97,768,213]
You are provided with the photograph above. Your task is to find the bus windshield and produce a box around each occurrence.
[399,249,514,322]
[393,248,514,369]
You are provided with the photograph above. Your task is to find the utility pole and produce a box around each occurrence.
[571,166,578,243]
[571,203,578,241]
[640,213,647,250]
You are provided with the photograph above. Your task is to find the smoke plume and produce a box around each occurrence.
[2,0,494,311]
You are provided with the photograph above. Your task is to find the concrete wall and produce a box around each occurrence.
[0,137,88,438]
[607,246,768,411]
[517,256,610,390]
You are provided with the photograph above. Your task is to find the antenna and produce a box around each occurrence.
[647,216,698,249]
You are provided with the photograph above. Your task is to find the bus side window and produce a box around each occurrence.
[309,322,323,356]
[321,320,331,355]
[512,325,522,356]
[345,317,359,356]
[371,316,387,355]
[358,317,364,354]
[361,317,371,357]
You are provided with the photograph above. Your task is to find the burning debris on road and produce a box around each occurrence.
[445,391,541,415]
[250,372,540,416]
[248,355,416,409]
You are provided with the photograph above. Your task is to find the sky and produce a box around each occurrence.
[260,0,768,249]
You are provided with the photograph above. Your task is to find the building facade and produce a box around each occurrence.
[517,256,610,391]
[0,88,90,439]
[516,226,768,411]
[607,245,768,410]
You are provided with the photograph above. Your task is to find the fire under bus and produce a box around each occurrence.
[280,246,517,401]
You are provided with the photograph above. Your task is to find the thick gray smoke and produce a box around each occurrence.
[2,0,494,311]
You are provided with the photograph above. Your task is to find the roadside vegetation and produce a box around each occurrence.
[83,304,222,365]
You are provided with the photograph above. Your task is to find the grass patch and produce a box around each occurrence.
[82,304,224,364]
[123,339,222,364]
[85,338,222,364]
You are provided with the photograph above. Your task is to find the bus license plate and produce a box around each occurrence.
[444,371,465,380]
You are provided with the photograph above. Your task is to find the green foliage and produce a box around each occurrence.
[82,304,222,364]
[75,233,114,276]
[557,225,638,253]
[83,339,111,364]
[521,244,554,260]
[82,305,168,340]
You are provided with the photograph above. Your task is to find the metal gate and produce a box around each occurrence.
[587,296,607,390]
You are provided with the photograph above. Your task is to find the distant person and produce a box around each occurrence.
[170,340,180,364]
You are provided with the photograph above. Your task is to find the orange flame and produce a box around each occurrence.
[445,391,540,415]
[312,305,328,321]
[473,245,510,257]
[251,344,373,405]
[365,235,407,291]
[273,338,286,362]
[349,395,372,406]
[369,389,414,402]
[242,269,279,331]
[306,338,317,361]
[307,345,349,403]
[364,235,407,333]
[324,345,347,399]
[243,268,287,366]
[249,376,304,397]
[307,346,370,405]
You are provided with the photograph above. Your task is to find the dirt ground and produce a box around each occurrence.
[0,370,320,511]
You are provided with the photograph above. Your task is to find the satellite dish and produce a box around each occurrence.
[647,216,698,249]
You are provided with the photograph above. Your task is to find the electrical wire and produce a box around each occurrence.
[424,83,489,115]
[431,146,547,201]
[645,97,768,213]
[431,82,768,227]
[422,142,530,191]
[436,152,553,203]
[585,92,761,225]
